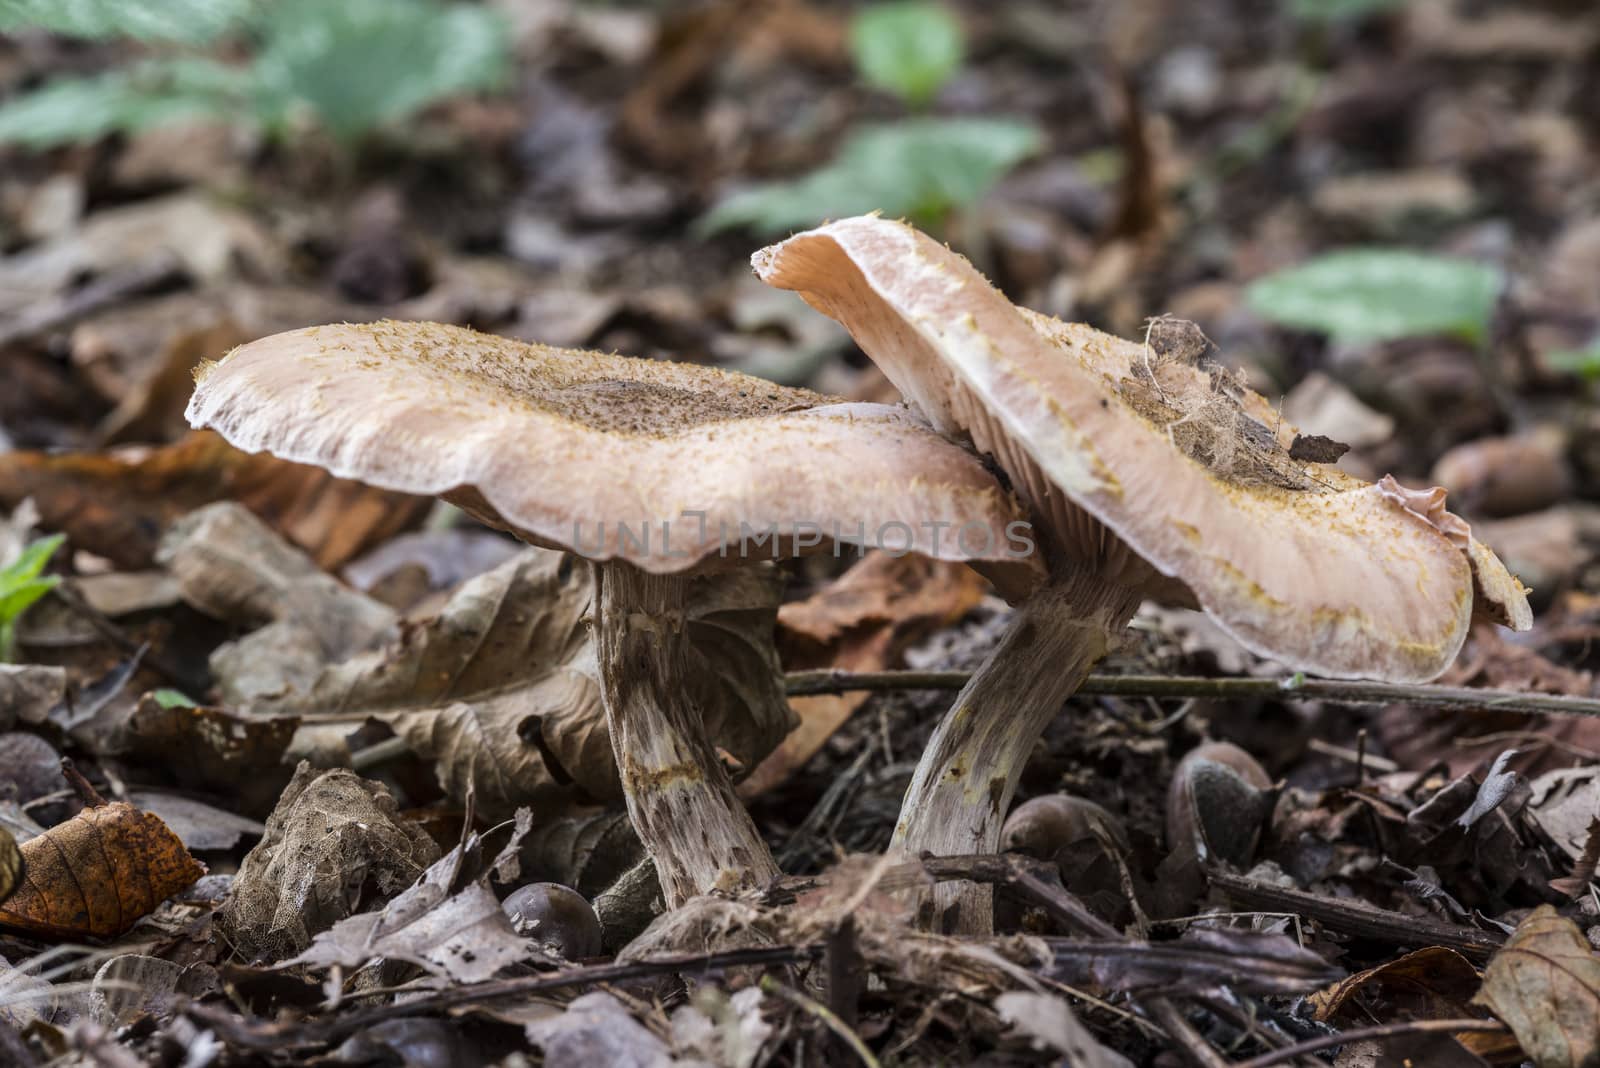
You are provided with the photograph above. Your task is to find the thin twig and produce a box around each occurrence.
[1231,1018,1509,1068]
[182,944,824,1049]
[785,670,1600,718]
[761,975,882,1068]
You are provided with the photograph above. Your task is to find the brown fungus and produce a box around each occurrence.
[187,319,1039,908]
[754,216,1532,932]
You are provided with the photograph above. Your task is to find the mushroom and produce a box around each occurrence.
[754,216,1532,932]
[186,320,1039,907]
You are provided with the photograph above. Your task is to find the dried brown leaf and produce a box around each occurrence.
[0,799,203,939]
[123,697,297,803]
[0,430,430,570]
[1310,946,1482,1023]
[1474,905,1600,1068]
[255,550,789,819]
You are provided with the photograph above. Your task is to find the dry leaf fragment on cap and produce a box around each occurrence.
[754,215,1532,933]
[0,779,203,940]
[187,319,1038,909]
[1473,905,1600,1068]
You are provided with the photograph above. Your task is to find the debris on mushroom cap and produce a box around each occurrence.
[185,320,1042,584]
[1376,475,1533,630]
[753,216,1533,683]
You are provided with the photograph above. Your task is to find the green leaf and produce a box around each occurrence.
[0,59,247,149]
[849,1,964,107]
[151,688,201,709]
[700,118,1041,236]
[250,0,510,143]
[0,534,65,590]
[1287,0,1407,24]
[1546,343,1600,380]
[1245,249,1502,346]
[0,0,257,43]
[0,534,64,660]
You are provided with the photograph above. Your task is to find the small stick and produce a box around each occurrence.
[1231,1017,1509,1068]
[784,670,1600,719]
[59,759,106,807]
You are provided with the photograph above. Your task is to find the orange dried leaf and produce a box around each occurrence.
[0,802,204,939]
[0,429,430,570]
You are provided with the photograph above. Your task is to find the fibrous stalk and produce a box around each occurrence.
[593,561,781,908]
[891,563,1141,934]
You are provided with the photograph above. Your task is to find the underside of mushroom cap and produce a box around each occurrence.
[186,320,1042,586]
[754,217,1531,683]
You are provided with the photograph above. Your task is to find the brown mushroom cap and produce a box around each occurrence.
[754,217,1531,682]
[186,320,1041,584]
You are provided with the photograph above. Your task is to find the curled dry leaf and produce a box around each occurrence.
[1473,905,1600,1068]
[0,797,203,940]
[252,548,791,819]
[0,430,430,570]
[218,764,441,961]
[1307,945,1518,1058]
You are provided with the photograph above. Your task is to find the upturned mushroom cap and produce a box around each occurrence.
[186,320,1041,586]
[754,217,1531,682]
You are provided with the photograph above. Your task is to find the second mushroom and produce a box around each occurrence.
[755,216,1532,933]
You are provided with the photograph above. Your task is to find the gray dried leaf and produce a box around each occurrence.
[218,764,440,961]
[90,955,181,1027]
[1458,750,1522,829]
[292,870,530,983]
[158,502,398,706]
[1530,766,1600,863]
[670,987,771,1068]
[0,664,66,730]
[525,992,685,1068]
[996,991,1133,1067]
[126,791,265,851]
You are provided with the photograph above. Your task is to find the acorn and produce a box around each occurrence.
[1165,742,1273,868]
[1001,794,1131,859]
[501,882,603,960]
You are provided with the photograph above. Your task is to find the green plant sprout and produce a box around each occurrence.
[0,534,65,662]
[0,0,508,148]
[1246,248,1503,347]
[849,1,964,109]
[699,118,1040,237]
[1287,0,1408,25]
[702,2,1038,237]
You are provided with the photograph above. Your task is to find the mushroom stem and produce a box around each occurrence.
[593,561,781,908]
[891,564,1141,934]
